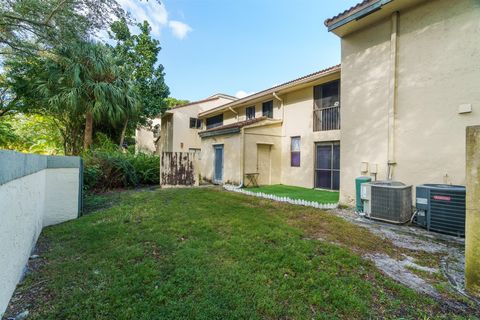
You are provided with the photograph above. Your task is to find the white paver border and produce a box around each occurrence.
[223,185,338,209]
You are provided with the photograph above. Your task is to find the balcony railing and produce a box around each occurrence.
[313,105,340,131]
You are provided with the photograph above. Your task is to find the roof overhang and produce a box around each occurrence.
[199,127,240,138]
[199,118,282,138]
[326,0,427,37]
[199,66,340,118]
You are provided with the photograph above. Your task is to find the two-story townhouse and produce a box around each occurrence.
[325,0,480,204]
[157,94,237,155]
[197,65,341,189]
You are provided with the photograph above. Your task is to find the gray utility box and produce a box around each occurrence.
[361,180,413,224]
[415,184,466,237]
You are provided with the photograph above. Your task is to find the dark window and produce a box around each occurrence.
[314,142,340,190]
[314,80,340,109]
[189,117,202,129]
[206,114,223,129]
[291,136,301,167]
[262,100,273,118]
[246,106,256,120]
[313,80,340,131]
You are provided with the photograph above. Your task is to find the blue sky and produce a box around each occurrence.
[119,0,361,101]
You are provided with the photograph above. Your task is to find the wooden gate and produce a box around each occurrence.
[160,152,199,186]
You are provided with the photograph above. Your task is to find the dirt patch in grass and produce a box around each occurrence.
[258,199,480,317]
[277,205,403,257]
[3,238,54,320]
[83,187,160,214]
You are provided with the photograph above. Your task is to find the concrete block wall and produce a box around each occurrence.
[0,150,82,316]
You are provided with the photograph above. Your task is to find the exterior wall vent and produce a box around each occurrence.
[415,184,466,237]
[361,180,412,224]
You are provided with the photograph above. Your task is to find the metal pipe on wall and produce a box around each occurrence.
[387,11,399,180]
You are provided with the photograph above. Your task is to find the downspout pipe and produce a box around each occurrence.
[272,92,284,120]
[231,127,245,189]
[225,106,241,188]
[387,11,398,180]
[272,92,285,184]
[228,106,241,188]
[273,91,285,136]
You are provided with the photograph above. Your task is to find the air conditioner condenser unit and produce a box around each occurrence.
[415,184,466,237]
[361,180,413,224]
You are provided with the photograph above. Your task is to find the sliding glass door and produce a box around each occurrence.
[315,142,340,190]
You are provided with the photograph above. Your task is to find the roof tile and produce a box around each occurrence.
[199,65,340,117]
[324,0,380,26]
[202,117,268,134]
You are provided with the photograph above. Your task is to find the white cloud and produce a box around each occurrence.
[168,20,192,39]
[235,90,254,99]
[118,0,190,39]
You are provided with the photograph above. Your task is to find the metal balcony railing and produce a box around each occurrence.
[313,105,340,131]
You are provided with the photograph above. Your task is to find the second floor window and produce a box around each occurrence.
[262,100,273,118]
[313,80,340,131]
[189,118,202,129]
[206,114,223,129]
[246,106,255,120]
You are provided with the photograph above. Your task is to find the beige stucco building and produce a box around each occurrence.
[197,66,342,188]
[135,118,161,154]
[325,0,480,204]
[196,0,480,205]
[150,94,237,155]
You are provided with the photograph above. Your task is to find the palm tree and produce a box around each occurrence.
[36,41,139,151]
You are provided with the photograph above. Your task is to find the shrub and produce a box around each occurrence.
[82,137,159,193]
[128,153,160,185]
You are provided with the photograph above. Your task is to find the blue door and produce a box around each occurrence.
[214,145,224,184]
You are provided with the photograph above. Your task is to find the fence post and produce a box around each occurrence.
[466,125,480,296]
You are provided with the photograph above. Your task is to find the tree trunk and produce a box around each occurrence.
[84,111,94,150]
[119,117,129,150]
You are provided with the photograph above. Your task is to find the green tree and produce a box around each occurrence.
[165,97,190,109]
[0,120,17,146]
[17,41,140,153]
[109,19,169,146]
[0,74,18,117]
[0,0,126,56]
[0,113,63,154]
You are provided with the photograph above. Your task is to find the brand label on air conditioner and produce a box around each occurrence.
[433,195,451,201]
[417,198,428,205]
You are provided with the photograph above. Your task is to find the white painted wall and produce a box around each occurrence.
[44,168,81,227]
[0,171,45,316]
[0,167,80,315]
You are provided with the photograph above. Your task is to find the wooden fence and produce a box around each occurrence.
[160,152,199,186]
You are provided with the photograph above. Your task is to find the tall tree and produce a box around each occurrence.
[109,19,169,146]
[11,42,140,154]
[165,97,190,109]
[0,74,18,117]
[0,0,126,56]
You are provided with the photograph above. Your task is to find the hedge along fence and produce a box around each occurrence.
[223,185,338,209]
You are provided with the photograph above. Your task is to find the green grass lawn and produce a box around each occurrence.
[245,184,339,203]
[5,188,470,319]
